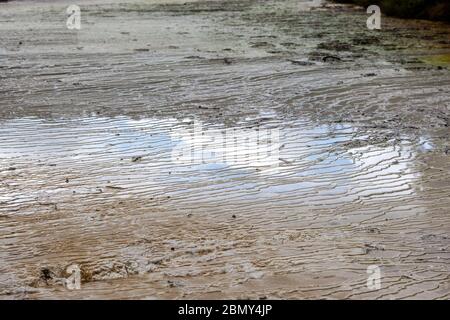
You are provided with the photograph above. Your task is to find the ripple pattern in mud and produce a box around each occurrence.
[1,0,449,299]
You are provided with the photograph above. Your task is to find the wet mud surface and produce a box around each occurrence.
[0,0,449,299]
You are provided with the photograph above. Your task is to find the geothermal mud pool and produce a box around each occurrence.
[0,0,449,299]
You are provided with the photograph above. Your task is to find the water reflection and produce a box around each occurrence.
[0,115,425,211]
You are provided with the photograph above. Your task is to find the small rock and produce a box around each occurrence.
[322,55,342,63]
[39,267,53,282]
[288,59,315,66]
[367,227,380,234]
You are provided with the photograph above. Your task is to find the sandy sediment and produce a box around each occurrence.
[0,0,449,299]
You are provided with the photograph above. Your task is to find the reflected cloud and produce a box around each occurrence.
[0,115,425,210]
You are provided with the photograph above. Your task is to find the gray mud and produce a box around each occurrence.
[0,0,449,299]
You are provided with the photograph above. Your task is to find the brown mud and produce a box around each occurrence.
[0,0,449,299]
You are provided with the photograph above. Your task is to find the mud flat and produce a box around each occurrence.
[0,0,449,299]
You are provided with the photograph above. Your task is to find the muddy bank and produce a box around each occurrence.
[0,0,449,299]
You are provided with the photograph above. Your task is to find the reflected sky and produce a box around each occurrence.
[0,115,426,212]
